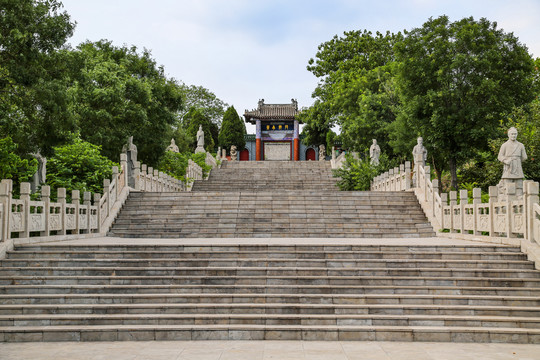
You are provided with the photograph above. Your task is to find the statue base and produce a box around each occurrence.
[195,146,205,154]
[497,179,523,201]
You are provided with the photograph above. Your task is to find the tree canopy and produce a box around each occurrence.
[394,16,537,188]
[302,15,539,190]
[218,106,246,153]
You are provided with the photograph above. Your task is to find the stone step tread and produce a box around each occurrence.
[3,303,537,311]
[1,293,537,300]
[1,265,536,272]
[1,324,539,333]
[5,258,530,265]
[3,313,539,323]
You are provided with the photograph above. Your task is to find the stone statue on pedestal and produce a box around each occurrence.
[412,137,427,167]
[122,136,138,188]
[497,127,527,198]
[166,138,179,153]
[195,125,205,153]
[230,145,238,161]
[30,152,46,193]
[319,145,325,161]
[369,139,381,166]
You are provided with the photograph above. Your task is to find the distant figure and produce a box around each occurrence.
[122,136,138,188]
[230,145,238,161]
[369,139,381,166]
[319,144,326,161]
[498,127,527,197]
[412,137,427,167]
[166,138,179,153]
[195,125,205,153]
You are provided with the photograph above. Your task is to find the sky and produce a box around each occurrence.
[60,0,540,133]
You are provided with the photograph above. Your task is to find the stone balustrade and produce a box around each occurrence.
[371,162,411,191]
[372,162,540,268]
[0,145,215,245]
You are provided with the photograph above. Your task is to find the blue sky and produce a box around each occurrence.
[60,0,540,132]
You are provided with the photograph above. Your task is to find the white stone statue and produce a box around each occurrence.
[497,127,527,197]
[412,137,427,167]
[230,145,238,161]
[166,138,179,153]
[195,125,205,153]
[319,144,325,161]
[369,139,381,166]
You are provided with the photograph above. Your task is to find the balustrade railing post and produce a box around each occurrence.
[141,164,147,191]
[111,166,119,199]
[449,191,457,233]
[459,190,468,234]
[432,179,439,218]
[405,161,411,190]
[154,170,160,191]
[525,182,539,242]
[57,188,67,235]
[72,190,80,235]
[41,186,51,237]
[0,179,13,241]
[473,188,482,235]
[120,153,128,191]
[83,192,91,234]
[389,169,394,191]
[94,193,102,233]
[103,179,111,216]
[133,161,141,191]
[423,166,430,202]
[488,186,498,237]
[506,183,516,238]
[441,192,448,229]
[20,183,31,238]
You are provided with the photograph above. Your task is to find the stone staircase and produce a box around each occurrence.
[2,161,539,343]
[108,161,435,238]
[1,243,539,342]
[191,161,338,191]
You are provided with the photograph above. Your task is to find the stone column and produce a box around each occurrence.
[293,120,299,161]
[256,119,262,161]
[0,180,13,242]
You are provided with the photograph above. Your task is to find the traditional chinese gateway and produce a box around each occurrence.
[243,99,318,161]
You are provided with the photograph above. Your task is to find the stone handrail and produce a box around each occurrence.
[0,145,215,254]
[205,152,217,169]
[372,162,412,192]
[371,162,540,269]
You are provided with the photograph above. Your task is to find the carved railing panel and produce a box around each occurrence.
[476,205,490,233]
[28,201,45,233]
[463,205,475,232]
[65,204,77,232]
[10,200,24,233]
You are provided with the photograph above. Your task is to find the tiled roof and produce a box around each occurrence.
[244,99,301,123]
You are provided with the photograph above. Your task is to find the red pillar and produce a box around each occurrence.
[256,139,261,161]
[256,119,261,161]
[294,138,299,161]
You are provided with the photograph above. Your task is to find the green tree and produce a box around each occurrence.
[394,16,537,189]
[46,137,117,195]
[304,30,401,154]
[0,0,76,156]
[178,84,228,127]
[184,108,215,152]
[0,137,38,184]
[64,41,184,166]
[218,106,246,153]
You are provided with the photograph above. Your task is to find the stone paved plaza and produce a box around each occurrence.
[1,340,540,360]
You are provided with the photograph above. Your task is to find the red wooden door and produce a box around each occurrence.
[240,149,249,161]
[306,148,316,161]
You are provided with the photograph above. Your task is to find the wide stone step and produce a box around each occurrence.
[3,314,540,329]
[2,303,539,317]
[14,245,522,253]
[4,266,535,278]
[2,258,533,270]
[6,250,527,260]
[3,275,539,287]
[2,284,540,296]
[3,324,540,342]
[1,293,538,306]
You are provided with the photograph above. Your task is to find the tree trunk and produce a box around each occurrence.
[449,157,458,190]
